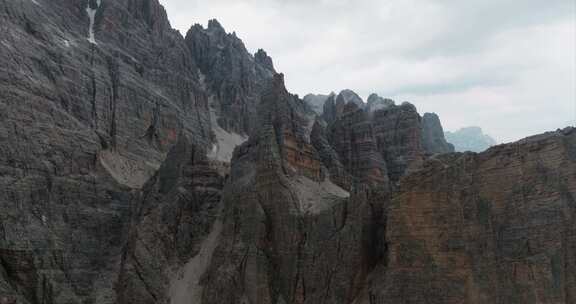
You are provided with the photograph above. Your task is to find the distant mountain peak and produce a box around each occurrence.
[367,93,395,112]
[207,18,224,31]
[445,126,497,152]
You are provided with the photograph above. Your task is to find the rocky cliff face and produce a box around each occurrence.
[422,113,455,155]
[302,93,331,115]
[356,127,576,304]
[199,75,387,304]
[0,0,261,302]
[371,102,426,183]
[313,92,454,183]
[185,20,275,136]
[327,102,390,189]
[366,93,395,113]
[0,1,574,304]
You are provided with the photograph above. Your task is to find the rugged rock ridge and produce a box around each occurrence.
[0,0,215,302]
[367,93,395,113]
[303,93,331,115]
[421,112,455,155]
[371,101,426,183]
[328,102,390,189]
[356,127,576,304]
[311,91,454,183]
[117,136,223,304]
[0,0,574,303]
[0,0,266,302]
[199,75,387,304]
[185,19,276,136]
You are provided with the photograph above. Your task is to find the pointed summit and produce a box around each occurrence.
[337,89,364,108]
[207,19,224,31]
[367,93,395,112]
[255,49,275,72]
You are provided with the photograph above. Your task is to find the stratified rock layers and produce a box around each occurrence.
[0,0,574,303]
[200,76,386,304]
[356,128,576,304]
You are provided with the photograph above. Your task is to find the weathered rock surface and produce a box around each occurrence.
[0,0,215,302]
[0,0,260,302]
[0,0,574,303]
[366,93,395,113]
[337,89,365,109]
[322,94,453,184]
[356,127,576,304]
[303,93,331,115]
[328,103,390,189]
[321,89,365,124]
[371,102,426,183]
[117,135,223,304]
[185,20,275,136]
[446,126,498,152]
[200,76,387,304]
[422,112,455,154]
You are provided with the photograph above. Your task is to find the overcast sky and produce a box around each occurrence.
[161,0,575,143]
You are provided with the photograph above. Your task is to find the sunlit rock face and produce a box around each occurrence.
[1,0,574,303]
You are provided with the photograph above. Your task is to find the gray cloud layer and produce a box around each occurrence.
[161,0,575,142]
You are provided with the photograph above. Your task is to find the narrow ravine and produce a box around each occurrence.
[168,212,224,304]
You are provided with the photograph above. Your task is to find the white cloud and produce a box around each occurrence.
[161,0,576,143]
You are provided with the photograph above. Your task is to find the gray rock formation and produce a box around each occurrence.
[327,102,390,189]
[355,127,576,304]
[421,113,455,154]
[337,89,365,109]
[371,102,426,183]
[445,126,497,152]
[303,93,331,115]
[1,0,574,303]
[200,75,387,304]
[185,19,275,136]
[117,136,223,304]
[366,93,395,113]
[0,0,265,302]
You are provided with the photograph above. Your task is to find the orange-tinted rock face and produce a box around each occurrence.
[282,128,322,181]
[358,128,576,304]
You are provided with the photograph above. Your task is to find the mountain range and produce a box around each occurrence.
[0,1,575,303]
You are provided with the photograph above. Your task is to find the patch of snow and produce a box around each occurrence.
[302,114,316,143]
[86,0,101,44]
[31,0,40,5]
[208,122,247,162]
[291,176,350,214]
[169,215,223,304]
[41,215,47,225]
[63,39,71,47]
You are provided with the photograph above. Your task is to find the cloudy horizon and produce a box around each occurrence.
[161,0,575,143]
